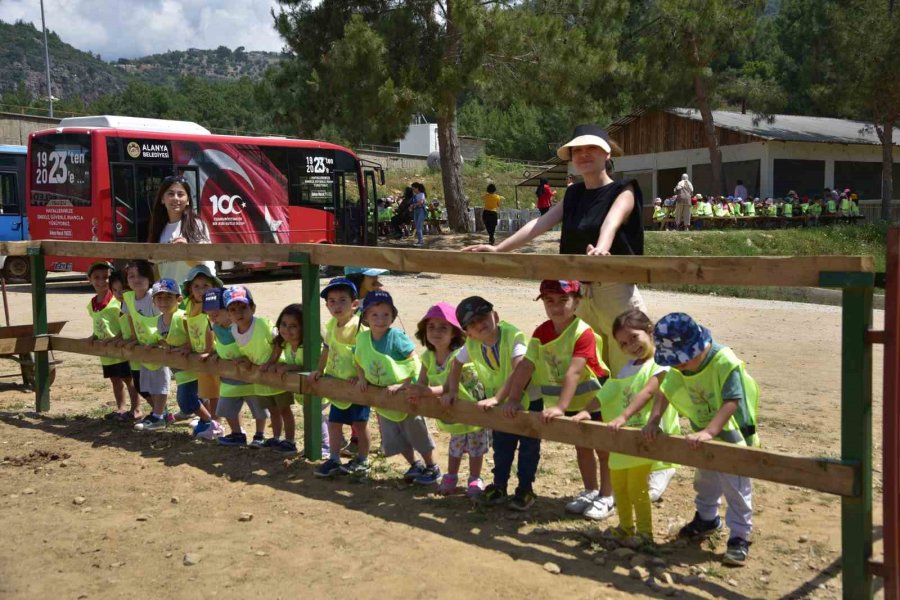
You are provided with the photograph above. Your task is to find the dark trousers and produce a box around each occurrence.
[538,206,550,215]
[491,399,542,494]
[483,210,498,244]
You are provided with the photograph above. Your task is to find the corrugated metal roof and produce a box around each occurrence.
[667,108,900,146]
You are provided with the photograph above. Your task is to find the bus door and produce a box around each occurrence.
[364,169,379,246]
[334,171,363,245]
[0,166,25,241]
[110,164,198,242]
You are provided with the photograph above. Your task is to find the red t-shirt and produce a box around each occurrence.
[537,184,555,209]
[91,290,113,312]
[531,320,608,378]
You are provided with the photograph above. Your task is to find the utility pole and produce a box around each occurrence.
[40,0,53,118]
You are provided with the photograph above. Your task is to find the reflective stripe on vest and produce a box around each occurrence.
[236,317,279,396]
[212,330,255,397]
[324,315,364,410]
[464,321,526,399]
[87,296,127,366]
[124,291,162,370]
[166,311,197,384]
[528,318,606,412]
[354,329,421,422]
[424,348,483,435]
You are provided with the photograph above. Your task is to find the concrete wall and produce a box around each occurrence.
[0,112,59,146]
[398,123,438,156]
[356,150,429,173]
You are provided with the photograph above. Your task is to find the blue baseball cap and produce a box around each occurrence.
[320,277,358,300]
[202,287,225,312]
[653,313,712,367]
[223,285,254,307]
[344,266,388,277]
[181,264,224,297]
[151,278,180,297]
[361,290,397,318]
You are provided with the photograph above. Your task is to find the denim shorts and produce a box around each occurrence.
[176,379,202,414]
[329,403,371,425]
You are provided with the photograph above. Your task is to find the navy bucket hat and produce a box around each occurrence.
[653,312,712,367]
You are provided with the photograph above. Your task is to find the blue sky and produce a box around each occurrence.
[5,0,288,60]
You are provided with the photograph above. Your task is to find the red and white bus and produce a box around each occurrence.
[27,116,381,274]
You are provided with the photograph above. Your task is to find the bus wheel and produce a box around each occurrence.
[3,256,30,283]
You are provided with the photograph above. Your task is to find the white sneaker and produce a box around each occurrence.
[565,489,599,514]
[648,468,676,502]
[583,495,616,520]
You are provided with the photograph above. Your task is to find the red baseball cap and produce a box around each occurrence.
[537,280,581,298]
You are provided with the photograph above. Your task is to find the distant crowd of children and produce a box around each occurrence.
[86,262,761,567]
[654,186,862,230]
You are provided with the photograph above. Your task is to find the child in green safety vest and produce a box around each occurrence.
[402,302,489,496]
[86,261,139,421]
[223,285,284,450]
[503,280,614,517]
[313,277,371,478]
[202,288,270,448]
[354,290,441,484]
[599,309,682,545]
[155,278,221,439]
[642,313,760,567]
[263,303,309,455]
[445,296,540,512]
[107,268,145,421]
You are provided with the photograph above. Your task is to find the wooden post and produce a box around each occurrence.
[299,258,322,460]
[883,227,900,600]
[841,281,874,598]
[27,246,50,412]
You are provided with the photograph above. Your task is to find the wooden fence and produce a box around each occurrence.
[0,238,891,599]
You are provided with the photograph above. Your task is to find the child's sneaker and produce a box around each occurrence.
[134,415,165,431]
[196,420,224,440]
[414,464,441,485]
[164,412,176,424]
[249,433,266,449]
[648,467,676,502]
[583,495,616,520]
[678,512,722,539]
[275,439,298,455]
[192,420,213,437]
[315,458,344,478]
[477,483,510,506]
[340,458,370,477]
[723,537,750,566]
[466,476,485,498]
[403,460,426,482]
[218,432,247,446]
[509,489,536,511]
[262,437,282,450]
[565,489,599,514]
[438,474,458,495]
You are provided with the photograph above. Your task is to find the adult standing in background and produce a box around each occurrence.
[464,124,646,375]
[734,179,748,202]
[673,173,694,231]
[536,178,556,215]
[481,183,503,245]
[147,175,214,284]
[411,181,428,247]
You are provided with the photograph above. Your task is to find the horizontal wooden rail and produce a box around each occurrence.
[36,240,874,288]
[0,241,40,256]
[51,335,857,497]
[0,336,47,354]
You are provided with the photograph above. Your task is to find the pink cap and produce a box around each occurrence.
[419,302,462,330]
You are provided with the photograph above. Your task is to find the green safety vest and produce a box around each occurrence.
[354,329,421,422]
[324,315,365,410]
[87,296,126,367]
[123,290,163,371]
[782,203,793,217]
[765,204,778,217]
[809,203,823,216]
[166,311,197,385]
[423,348,483,435]
[745,203,756,216]
[652,207,667,222]
[212,327,255,398]
[659,346,760,447]
[232,317,280,396]
[690,204,700,217]
[826,199,837,213]
[849,202,860,216]
[597,359,681,470]
[732,203,742,216]
[464,321,526,402]
[525,318,606,412]
[279,344,304,402]
[840,198,851,212]
[713,205,728,217]
[117,311,139,370]
[799,202,809,215]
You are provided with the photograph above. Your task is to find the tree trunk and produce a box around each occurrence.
[880,119,895,221]
[694,73,725,196]
[436,105,468,232]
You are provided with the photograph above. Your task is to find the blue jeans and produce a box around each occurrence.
[491,399,543,494]
[176,380,202,414]
[414,208,426,244]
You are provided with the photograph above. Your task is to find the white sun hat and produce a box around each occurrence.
[557,124,612,160]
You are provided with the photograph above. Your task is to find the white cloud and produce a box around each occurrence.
[3,0,287,60]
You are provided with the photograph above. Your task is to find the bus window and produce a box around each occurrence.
[30,133,91,207]
[338,172,363,245]
[0,173,18,214]
[111,164,137,241]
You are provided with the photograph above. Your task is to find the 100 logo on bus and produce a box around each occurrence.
[209,194,245,216]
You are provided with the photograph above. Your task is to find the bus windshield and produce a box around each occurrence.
[30,133,92,207]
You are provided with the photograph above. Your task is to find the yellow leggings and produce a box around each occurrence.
[610,464,653,538]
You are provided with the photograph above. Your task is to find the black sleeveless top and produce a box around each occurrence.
[559,179,643,256]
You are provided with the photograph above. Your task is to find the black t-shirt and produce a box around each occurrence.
[559,179,643,256]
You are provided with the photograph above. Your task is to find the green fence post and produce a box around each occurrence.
[299,260,322,460]
[27,247,50,412]
[841,285,873,599]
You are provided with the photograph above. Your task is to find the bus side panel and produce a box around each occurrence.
[286,206,333,244]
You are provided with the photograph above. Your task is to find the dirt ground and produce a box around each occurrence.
[0,231,887,599]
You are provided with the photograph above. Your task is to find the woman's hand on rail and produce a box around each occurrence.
[170,236,187,244]
[585,244,611,256]
[462,244,497,253]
